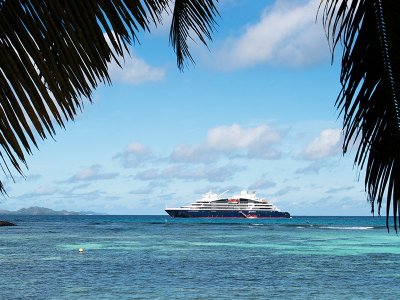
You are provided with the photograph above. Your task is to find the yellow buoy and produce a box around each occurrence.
[78,248,84,253]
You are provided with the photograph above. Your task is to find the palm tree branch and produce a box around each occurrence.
[323,0,400,230]
[170,0,219,70]
[0,0,221,194]
[0,0,171,193]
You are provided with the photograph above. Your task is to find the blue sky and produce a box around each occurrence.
[1,0,373,215]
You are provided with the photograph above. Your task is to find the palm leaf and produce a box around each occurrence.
[0,0,219,194]
[322,0,400,231]
[169,0,219,70]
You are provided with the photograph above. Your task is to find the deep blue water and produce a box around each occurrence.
[1,215,400,299]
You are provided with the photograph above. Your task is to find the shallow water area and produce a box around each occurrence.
[1,215,399,299]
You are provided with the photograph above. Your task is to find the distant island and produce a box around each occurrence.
[0,206,105,215]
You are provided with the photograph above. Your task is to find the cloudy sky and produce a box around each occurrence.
[1,0,373,215]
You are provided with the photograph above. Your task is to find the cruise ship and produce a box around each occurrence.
[165,190,290,218]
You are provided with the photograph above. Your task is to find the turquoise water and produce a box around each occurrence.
[1,215,400,299]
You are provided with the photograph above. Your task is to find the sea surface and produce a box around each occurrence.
[1,215,400,299]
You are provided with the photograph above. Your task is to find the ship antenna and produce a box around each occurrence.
[218,190,229,198]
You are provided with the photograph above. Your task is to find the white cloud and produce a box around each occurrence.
[128,142,152,155]
[67,165,119,182]
[170,124,282,163]
[295,160,335,174]
[134,168,160,181]
[33,185,59,196]
[129,185,156,195]
[163,164,242,182]
[169,144,218,164]
[303,128,342,160]
[104,33,165,84]
[272,185,301,197]
[108,53,165,84]
[114,141,153,168]
[248,178,276,190]
[325,186,355,194]
[134,164,244,183]
[206,124,280,150]
[216,0,328,69]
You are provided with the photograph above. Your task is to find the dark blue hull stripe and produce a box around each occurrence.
[165,210,290,218]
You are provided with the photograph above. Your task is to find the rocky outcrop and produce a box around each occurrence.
[0,221,16,226]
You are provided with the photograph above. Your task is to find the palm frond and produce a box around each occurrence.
[322,0,400,231]
[170,0,219,70]
[0,0,220,194]
[0,0,170,193]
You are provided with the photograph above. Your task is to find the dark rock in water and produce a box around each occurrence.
[0,220,16,226]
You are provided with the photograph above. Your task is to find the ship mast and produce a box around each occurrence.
[217,190,229,198]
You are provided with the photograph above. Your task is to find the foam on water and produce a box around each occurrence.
[320,226,375,230]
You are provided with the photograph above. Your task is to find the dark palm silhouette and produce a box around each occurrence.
[1,0,399,229]
[322,0,400,230]
[0,0,217,189]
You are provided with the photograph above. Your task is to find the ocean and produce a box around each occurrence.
[1,215,400,299]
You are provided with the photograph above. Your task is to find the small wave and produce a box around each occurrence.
[283,224,314,228]
[320,226,374,230]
